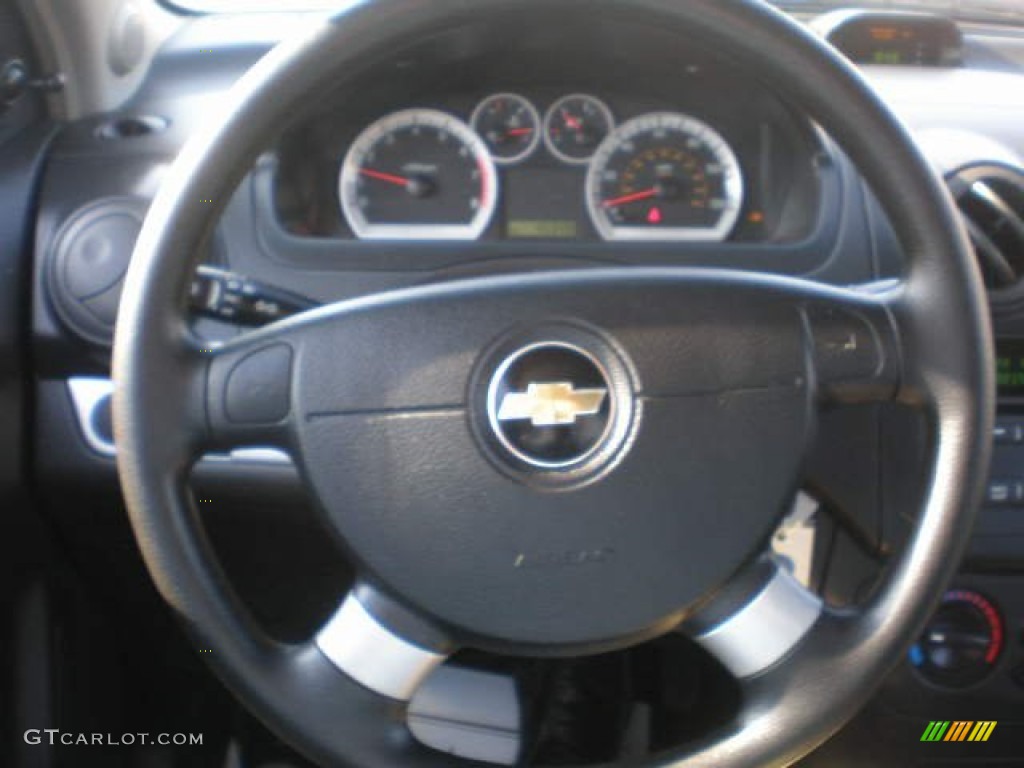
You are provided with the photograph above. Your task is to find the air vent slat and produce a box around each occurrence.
[947,164,1024,296]
[964,216,1017,286]
[969,181,1024,248]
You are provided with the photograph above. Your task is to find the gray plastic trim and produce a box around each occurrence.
[67,377,116,456]
[408,666,520,766]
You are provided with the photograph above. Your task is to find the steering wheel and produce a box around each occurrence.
[112,0,994,765]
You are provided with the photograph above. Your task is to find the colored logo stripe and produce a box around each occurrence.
[945,721,973,741]
[968,721,997,742]
[920,720,997,742]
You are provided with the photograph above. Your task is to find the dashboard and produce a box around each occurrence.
[280,95,763,244]
[271,34,822,250]
[332,101,747,244]
[285,11,973,252]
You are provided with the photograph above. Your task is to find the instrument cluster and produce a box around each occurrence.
[336,92,745,243]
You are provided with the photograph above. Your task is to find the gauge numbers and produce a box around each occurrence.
[339,109,498,240]
[586,113,743,242]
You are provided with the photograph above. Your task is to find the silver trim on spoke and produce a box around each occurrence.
[316,593,447,701]
[695,566,822,679]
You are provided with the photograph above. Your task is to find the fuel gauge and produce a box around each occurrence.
[543,94,614,165]
[471,93,541,165]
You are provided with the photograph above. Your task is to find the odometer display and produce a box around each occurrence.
[586,113,743,242]
[340,109,498,240]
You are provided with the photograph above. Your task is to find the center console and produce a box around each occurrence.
[975,339,1024,559]
[852,337,1024,765]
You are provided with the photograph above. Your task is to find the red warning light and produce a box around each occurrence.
[647,207,662,224]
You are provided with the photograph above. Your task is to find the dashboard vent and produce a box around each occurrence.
[947,164,1024,296]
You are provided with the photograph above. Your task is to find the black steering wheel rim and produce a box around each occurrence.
[112,1,994,766]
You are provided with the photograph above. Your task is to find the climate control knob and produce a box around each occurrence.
[909,589,1004,689]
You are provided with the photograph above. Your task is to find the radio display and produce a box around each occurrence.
[997,339,1024,398]
[823,13,963,68]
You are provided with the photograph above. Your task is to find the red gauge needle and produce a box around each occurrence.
[506,127,533,137]
[602,188,658,208]
[359,168,410,187]
[562,110,583,132]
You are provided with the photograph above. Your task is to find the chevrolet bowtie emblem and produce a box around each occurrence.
[497,382,608,427]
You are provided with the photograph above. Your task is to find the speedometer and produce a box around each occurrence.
[586,113,743,242]
[339,109,498,240]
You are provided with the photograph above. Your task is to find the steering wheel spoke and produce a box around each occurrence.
[197,334,298,453]
[315,584,455,702]
[681,557,822,680]
[803,281,904,406]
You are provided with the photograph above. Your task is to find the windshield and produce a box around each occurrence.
[167,1,1024,23]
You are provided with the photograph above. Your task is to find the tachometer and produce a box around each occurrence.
[339,109,498,240]
[586,113,743,242]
